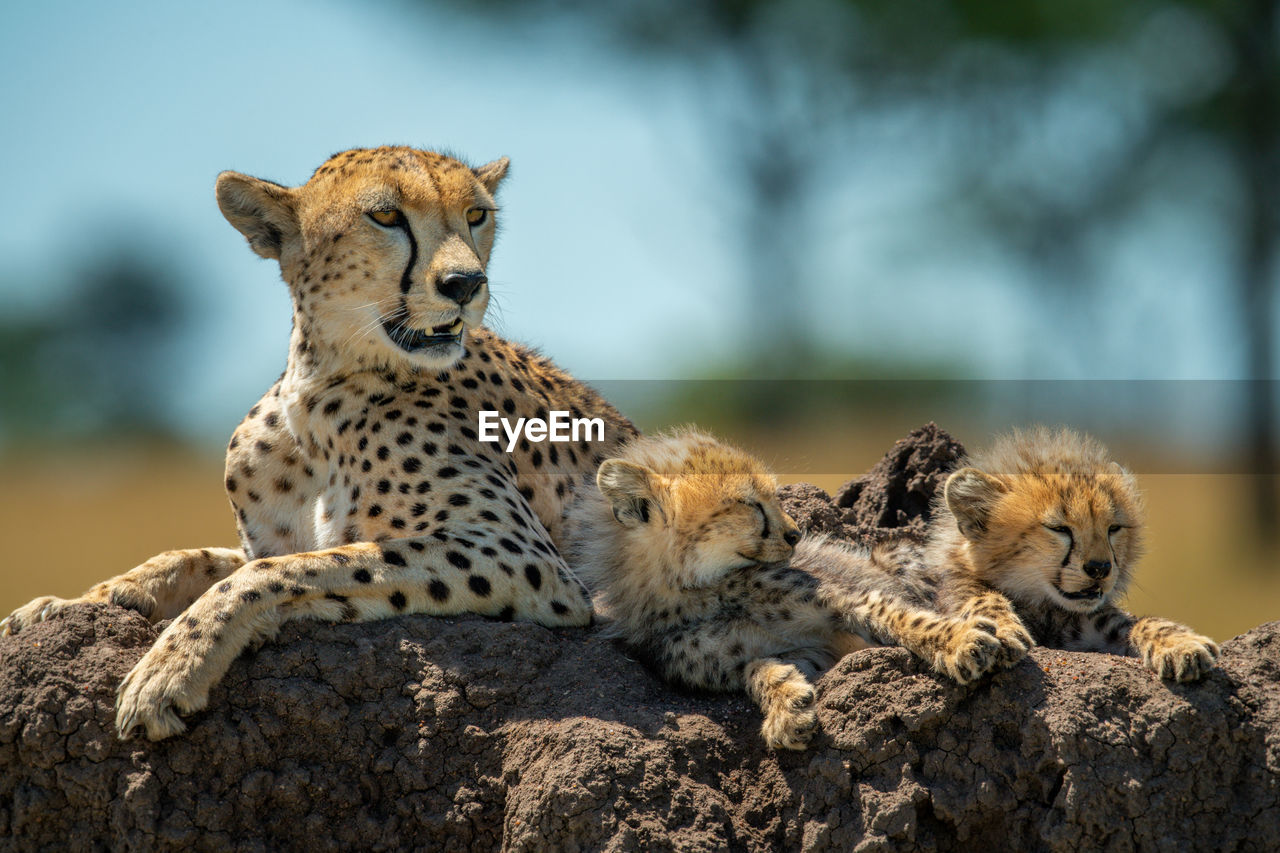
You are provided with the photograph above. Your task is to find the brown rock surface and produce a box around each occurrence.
[2,425,1277,851]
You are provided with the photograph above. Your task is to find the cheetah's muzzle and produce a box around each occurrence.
[382,316,464,353]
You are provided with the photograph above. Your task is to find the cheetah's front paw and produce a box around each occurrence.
[934,618,1005,684]
[2,581,157,638]
[2,596,74,636]
[988,615,1034,668]
[1143,632,1220,683]
[760,678,818,751]
[115,647,209,741]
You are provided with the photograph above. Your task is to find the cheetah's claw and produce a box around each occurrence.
[1143,633,1220,683]
[935,618,1006,684]
[983,616,1034,668]
[115,648,209,741]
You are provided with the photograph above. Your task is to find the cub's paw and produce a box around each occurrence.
[750,661,819,750]
[1143,632,1220,683]
[934,619,1005,684]
[760,678,818,751]
[115,647,207,741]
[988,615,1034,668]
[2,596,74,636]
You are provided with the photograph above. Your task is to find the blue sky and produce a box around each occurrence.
[0,0,1265,442]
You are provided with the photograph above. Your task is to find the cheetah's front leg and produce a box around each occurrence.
[1082,607,1219,682]
[826,588,1008,684]
[116,534,590,740]
[1,547,245,636]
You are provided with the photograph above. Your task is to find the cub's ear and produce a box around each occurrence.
[597,459,664,528]
[944,467,1006,540]
[472,157,509,195]
[216,172,299,260]
[1107,460,1137,482]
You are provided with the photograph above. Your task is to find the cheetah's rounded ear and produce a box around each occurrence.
[472,157,510,196]
[598,458,665,528]
[216,172,300,261]
[944,467,1006,541]
[1107,460,1137,482]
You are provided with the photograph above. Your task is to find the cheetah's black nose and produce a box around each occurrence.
[783,529,800,547]
[1083,560,1111,580]
[438,272,487,305]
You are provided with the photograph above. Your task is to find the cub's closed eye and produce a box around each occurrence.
[369,209,403,227]
[752,501,770,539]
[1108,524,1124,534]
[1045,524,1071,535]
[466,208,488,227]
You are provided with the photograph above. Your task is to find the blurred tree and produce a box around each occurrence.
[0,245,189,443]
[435,0,1277,538]
[929,0,1279,537]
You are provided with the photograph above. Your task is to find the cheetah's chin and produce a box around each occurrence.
[382,316,464,354]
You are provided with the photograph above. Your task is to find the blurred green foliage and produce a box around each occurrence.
[430,0,1279,534]
[0,247,190,443]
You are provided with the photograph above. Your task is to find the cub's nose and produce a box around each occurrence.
[1083,560,1111,580]
[437,272,487,305]
[783,528,800,547]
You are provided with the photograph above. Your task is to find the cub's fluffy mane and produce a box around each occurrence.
[966,426,1129,481]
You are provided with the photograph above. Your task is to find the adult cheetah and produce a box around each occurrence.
[2,146,637,740]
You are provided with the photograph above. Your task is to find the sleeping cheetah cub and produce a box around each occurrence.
[922,427,1219,681]
[566,429,1016,750]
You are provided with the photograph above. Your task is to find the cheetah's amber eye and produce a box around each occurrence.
[466,208,488,227]
[369,209,403,227]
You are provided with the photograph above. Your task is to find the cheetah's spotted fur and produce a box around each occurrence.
[2,146,637,740]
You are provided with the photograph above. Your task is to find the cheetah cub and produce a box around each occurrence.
[566,429,1014,750]
[923,427,1219,681]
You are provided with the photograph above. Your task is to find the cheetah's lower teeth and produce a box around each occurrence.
[381,316,464,353]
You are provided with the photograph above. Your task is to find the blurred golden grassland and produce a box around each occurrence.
[0,425,1276,642]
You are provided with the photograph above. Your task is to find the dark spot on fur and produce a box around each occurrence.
[523,564,542,590]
